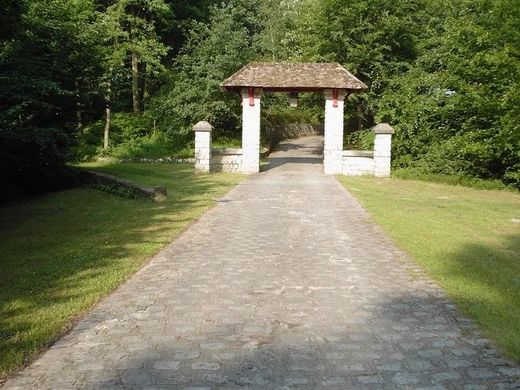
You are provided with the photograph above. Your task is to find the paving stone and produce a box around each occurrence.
[200,342,224,350]
[285,377,309,385]
[405,359,434,371]
[151,360,180,370]
[2,136,518,388]
[467,368,498,379]
[375,363,401,371]
[169,350,201,360]
[323,376,348,385]
[498,367,520,377]
[202,373,229,384]
[419,349,444,358]
[191,362,220,370]
[446,358,473,368]
[432,370,462,382]
[357,374,385,384]
[392,372,420,385]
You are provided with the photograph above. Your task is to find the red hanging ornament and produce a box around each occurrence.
[248,87,255,107]
[332,89,339,108]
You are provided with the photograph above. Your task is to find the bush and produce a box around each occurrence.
[344,130,375,150]
[105,134,193,160]
[74,113,193,161]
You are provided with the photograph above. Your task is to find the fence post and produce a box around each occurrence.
[373,123,395,177]
[193,120,213,173]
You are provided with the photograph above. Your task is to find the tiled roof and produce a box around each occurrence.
[222,62,367,92]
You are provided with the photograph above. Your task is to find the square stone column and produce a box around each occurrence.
[373,123,395,177]
[193,120,213,173]
[323,89,346,174]
[241,87,262,174]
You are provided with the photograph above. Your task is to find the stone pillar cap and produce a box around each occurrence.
[193,120,213,132]
[373,123,395,134]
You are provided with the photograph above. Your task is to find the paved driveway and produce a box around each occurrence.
[4,137,519,389]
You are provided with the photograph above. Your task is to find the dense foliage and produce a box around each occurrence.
[1,0,519,199]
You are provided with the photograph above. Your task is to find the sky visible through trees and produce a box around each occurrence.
[1,0,519,199]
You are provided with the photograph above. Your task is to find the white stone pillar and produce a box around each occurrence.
[323,89,346,174]
[373,123,395,177]
[193,120,213,173]
[241,87,262,174]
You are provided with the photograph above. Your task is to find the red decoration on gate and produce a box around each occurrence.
[248,87,255,107]
[332,89,339,108]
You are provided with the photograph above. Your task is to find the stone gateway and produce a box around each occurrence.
[194,62,395,176]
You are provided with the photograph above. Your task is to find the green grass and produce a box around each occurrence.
[0,163,243,380]
[393,167,514,191]
[336,175,520,362]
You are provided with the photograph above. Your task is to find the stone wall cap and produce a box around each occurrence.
[343,150,374,157]
[212,148,243,155]
[373,123,395,134]
[193,120,214,132]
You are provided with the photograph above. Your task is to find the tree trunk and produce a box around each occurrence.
[138,63,146,112]
[104,105,111,149]
[132,51,140,115]
[357,104,363,131]
[75,79,82,130]
[104,70,112,149]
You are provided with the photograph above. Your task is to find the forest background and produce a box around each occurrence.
[1,0,519,199]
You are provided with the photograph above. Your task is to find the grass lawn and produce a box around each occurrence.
[337,176,520,362]
[0,163,243,380]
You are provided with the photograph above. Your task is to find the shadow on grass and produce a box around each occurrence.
[0,163,242,379]
[435,234,520,361]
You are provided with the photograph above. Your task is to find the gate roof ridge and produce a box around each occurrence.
[222,62,367,93]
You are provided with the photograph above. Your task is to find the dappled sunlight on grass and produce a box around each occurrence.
[0,163,243,379]
[337,176,520,362]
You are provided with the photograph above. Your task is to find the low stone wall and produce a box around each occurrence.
[194,120,394,177]
[121,157,195,164]
[82,170,167,202]
[211,148,243,173]
[342,150,375,176]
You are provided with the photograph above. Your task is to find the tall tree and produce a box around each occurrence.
[150,1,258,139]
[105,0,171,116]
[377,0,520,184]
[0,0,105,199]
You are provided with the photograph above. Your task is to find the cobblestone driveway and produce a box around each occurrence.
[4,137,519,389]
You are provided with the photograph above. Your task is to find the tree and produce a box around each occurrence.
[377,0,520,184]
[290,0,431,129]
[0,0,105,199]
[95,0,171,149]
[149,1,258,141]
[105,0,171,116]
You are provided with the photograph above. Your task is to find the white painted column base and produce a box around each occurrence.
[241,88,262,174]
[323,89,346,174]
